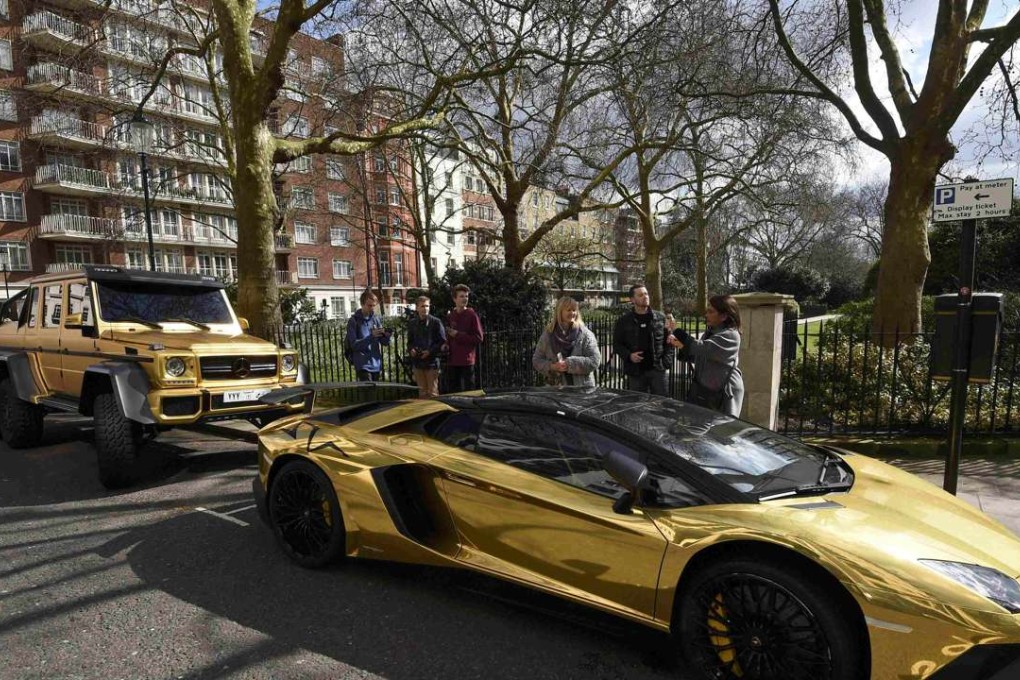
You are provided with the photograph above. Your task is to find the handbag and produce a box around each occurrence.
[686,363,736,411]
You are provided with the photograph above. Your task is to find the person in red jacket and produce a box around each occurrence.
[444,283,484,393]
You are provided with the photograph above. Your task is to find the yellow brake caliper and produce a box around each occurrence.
[708,593,744,677]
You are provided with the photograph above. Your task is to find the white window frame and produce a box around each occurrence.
[290,187,314,209]
[294,221,316,244]
[332,259,352,279]
[55,244,94,266]
[0,40,12,72]
[326,159,344,180]
[0,192,25,221]
[327,192,348,214]
[330,226,349,246]
[0,141,20,171]
[0,241,29,270]
[297,256,318,279]
[0,90,15,122]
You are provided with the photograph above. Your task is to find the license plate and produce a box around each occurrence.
[222,388,271,404]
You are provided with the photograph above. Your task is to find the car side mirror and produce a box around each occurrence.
[64,313,82,328]
[603,451,650,515]
[238,317,250,331]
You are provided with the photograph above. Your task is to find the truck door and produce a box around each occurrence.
[61,281,95,396]
[37,283,64,392]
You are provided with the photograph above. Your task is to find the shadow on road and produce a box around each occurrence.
[96,508,683,680]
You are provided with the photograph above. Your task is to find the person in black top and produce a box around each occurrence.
[407,295,447,398]
[612,283,675,395]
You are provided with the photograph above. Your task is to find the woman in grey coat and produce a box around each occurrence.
[533,296,600,387]
[669,294,745,416]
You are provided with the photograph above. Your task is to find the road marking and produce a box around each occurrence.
[195,507,250,527]
[223,504,257,516]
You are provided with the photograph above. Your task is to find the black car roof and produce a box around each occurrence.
[85,266,225,289]
[439,387,673,421]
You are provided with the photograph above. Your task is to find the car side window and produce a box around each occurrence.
[476,414,628,500]
[22,287,38,329]
[67,282,92,325]
[427,412,483,451]
[0,290,27,326]
[43,285,62,328]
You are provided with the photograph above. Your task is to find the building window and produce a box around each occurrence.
[288,156,312,173]
[447,229,455,245]
[0,40,11,71]
[283,115,310,138]
[0,141,20,171]
[125,249,146,270]
[430,257,438,273]
[487,206,494,221]
[467,230,476,245]
[330,226,349,246]
[389,187,400,205]
[312,57,327,77]
[376,215,388,239]
[373,154,386,172]
[290,187,314,209]
[56,245,94,266]
[390,216,401,240]
[374,187,386,204]
[326,159,344,180]
[0,90,14,121]
[0,241,28,270]
[332,259,352,279]
[0,0,8,21]
[0,192,25,221]
[297,257,318,278]
[330,295,345,319]
[445,198,454,217]
[327,192,348,214]
[294,222,316,244]
[283,77,306,102]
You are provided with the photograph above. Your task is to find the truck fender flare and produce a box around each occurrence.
[0,351,45,402]
[82,363,156,425]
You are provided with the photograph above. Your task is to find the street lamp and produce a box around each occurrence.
[130,112,156,271]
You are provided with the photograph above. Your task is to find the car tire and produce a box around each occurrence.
[268,460,346,568]
[676,555,867,680]
[0,378,44,448]
[93,392,143,489]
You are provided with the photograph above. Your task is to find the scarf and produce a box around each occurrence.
[551,323,580,356]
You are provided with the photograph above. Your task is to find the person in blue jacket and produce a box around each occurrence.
[347,290,391,381]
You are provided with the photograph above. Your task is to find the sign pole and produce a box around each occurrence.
[944,208,977,495]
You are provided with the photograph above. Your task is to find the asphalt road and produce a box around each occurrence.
[0,416,686,680]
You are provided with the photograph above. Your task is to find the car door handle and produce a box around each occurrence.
[445,472,479,488]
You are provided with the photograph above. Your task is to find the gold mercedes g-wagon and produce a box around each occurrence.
[0,266,305,488]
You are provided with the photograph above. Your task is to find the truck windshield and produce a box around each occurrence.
[95,281,233,325]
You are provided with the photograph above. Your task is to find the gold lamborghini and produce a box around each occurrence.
[252,386,1020,680]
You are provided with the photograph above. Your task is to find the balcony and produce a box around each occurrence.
[28,115,108,149]
[275,270,297,286]
[38,214,117,240]
[22,11,96,52]
[379,273,405,287]
[35,164,111,196]
[275,234,294,251]
[26,63,104,99]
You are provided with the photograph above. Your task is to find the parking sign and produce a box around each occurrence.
[932,179,1014,222]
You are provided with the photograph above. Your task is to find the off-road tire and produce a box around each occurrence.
[676,555,867,680]
[93,392,143,489]
[0,378,44,448]
[268,459,346,568]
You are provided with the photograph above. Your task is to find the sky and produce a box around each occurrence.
[837,0,1020,189]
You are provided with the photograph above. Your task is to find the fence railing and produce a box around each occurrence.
[268,315,708,399]
[778,318,1020,437]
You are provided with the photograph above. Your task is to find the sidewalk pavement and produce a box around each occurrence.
[875,454,1020,537]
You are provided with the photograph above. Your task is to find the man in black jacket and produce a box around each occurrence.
[407,295,447,398]
[613,284,675,395]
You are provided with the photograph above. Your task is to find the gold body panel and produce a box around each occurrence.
[257,402,1020,680]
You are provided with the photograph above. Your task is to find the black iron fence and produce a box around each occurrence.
[778,318,1020,437]
[268,315,707,400]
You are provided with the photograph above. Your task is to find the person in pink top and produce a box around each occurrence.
[444,283,484,393]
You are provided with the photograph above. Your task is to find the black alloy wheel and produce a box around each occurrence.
[268,460,345,568]
[677,558,866,680]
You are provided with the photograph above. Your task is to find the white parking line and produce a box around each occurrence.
[223,504,257,516]
[195,506,250,527]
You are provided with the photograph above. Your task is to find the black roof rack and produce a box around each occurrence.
[84,266,225,289]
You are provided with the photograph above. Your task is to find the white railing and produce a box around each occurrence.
[27,63,104,97]
[275,234,294,249]
[30,115,108,143]
[23,11,95,44]
[275,271,296,285]
[46,262,88,273]
[35,164,111,190]
[40,214,116,238]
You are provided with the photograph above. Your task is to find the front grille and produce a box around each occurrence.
[162,395,199,417]
[200,355,277,380]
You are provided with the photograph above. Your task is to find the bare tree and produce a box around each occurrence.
[766,0,1020,336]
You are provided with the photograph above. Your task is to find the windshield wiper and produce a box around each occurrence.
[115,316,161,330]
[759,482,853,502]
[162,318,210,330]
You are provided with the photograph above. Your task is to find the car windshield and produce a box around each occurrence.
[601,400,848,498]
[95,281,233,325]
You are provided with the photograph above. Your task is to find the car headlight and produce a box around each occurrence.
[281,354,296,372]
[165,356,187,378]
[920,559,1020,613]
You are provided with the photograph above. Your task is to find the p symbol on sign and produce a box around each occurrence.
[936,187,956,205]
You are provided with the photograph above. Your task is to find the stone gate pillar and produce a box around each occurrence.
[732,292,793,430]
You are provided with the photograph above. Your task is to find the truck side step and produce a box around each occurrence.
[38,396,79,413]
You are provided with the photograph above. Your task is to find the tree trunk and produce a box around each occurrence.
[644,239,664,310]
[695,215,708,314]
[872,141,949,340]
[234,118,282,338]
[502,204,523,270]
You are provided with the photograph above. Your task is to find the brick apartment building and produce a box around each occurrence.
[0,0,420,318]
